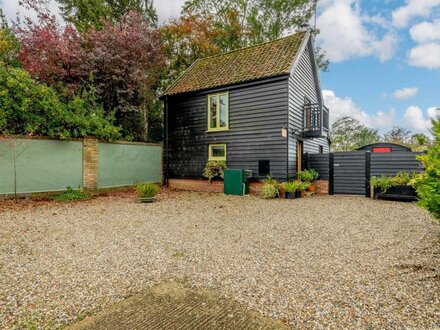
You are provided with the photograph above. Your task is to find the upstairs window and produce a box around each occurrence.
[208,92,229,131]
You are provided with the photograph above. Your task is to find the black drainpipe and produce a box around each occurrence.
[164,96,169,187]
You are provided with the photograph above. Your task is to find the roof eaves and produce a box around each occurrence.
[164,72,290,97]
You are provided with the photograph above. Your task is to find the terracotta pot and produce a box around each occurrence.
[308,184,317,192]
[279,187,286,198]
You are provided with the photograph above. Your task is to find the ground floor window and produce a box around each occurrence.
[208,144,227,161]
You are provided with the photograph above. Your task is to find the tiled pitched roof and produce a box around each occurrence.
[163,31,307,96]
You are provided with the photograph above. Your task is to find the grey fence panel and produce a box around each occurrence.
[305,153,330,179]
[371,152,424,177]
[333,152,367,195]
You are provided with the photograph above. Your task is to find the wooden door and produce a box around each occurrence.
[297,141,303,174]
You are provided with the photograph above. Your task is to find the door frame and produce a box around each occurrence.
[297,140,304,174]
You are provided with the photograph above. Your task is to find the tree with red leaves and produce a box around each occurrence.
[16,1,164,141]
[161,13,220,91]
[84,11,164,140]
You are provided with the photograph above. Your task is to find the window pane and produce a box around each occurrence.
[211,146,225,158]
[210,96,217,128]
[219,94,227,127]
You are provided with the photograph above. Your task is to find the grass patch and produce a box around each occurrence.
[51,187,90,202]
[172,252,186,259]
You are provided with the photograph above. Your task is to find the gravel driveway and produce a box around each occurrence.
[0,191,439,329]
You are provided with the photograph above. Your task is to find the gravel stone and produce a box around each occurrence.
[0,191,439,329]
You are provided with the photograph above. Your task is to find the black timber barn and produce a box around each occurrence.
[162,30,331,181]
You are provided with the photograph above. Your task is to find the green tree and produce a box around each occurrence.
[56,0,158,31]
[410,133,430,151]
[383,126,411,145]
[331,116,380,151]
[411,119,440,220]
[0,9,21,68]
[0,66,120,140]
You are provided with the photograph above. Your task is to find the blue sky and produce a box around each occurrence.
[316,0,440,134]
[2,0,439,134]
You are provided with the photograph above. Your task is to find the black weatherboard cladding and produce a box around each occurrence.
[304,153,330,179]
[371,152,424,176]
[287,42,330,178]
[166,77,289,180]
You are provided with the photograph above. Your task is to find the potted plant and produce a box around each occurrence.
[202,160,227,183]
[298,169,319,192]
[136,182,160,203]
[283,181,303,199]
[371,172,417,201]
[299,181,311,197]
[260,176,281,199]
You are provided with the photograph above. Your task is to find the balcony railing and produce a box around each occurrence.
[303,103,329,138]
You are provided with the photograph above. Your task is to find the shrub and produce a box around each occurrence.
[202,160,227,182]
[260,183,280,199]
[136,182,160,198]
[260,176,281,199]
[370,175,394,193]
[411,118,440,220]
[52,187,89,202]
[298,169,319,182]
[0,66,121,140]
[391,171,418,186]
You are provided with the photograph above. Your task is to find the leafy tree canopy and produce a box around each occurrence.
[56,0,158,31]
[383,126,412,145]
[0,66,120,140]
[331,116,380,151]
[0,10,21,68]
[411,133,431,151]
[16,8,164,141]
[183,0,316,48]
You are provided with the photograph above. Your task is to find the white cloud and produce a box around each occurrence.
[323,89,395,130]
[393,87,418,100]
[427,106,440,119]
[392,0,440,28]
[403,105,438,132]
[317,0,397,62]
[408,43,440,69]
[410,19,440,43]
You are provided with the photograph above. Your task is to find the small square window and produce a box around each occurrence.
[208,144,226,161]
[319,146,324,154]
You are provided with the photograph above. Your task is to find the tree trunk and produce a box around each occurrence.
[141,103,148,142]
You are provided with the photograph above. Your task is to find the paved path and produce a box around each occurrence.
[68,282,289,330]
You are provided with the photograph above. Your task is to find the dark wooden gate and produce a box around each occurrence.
[305,151,423,197]
[331,152,370,196]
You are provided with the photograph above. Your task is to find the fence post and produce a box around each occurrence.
[83,137,99,189]
[365,152,371,198]
[329,153,334,195]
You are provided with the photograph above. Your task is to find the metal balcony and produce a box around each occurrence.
[303,103,329,138]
